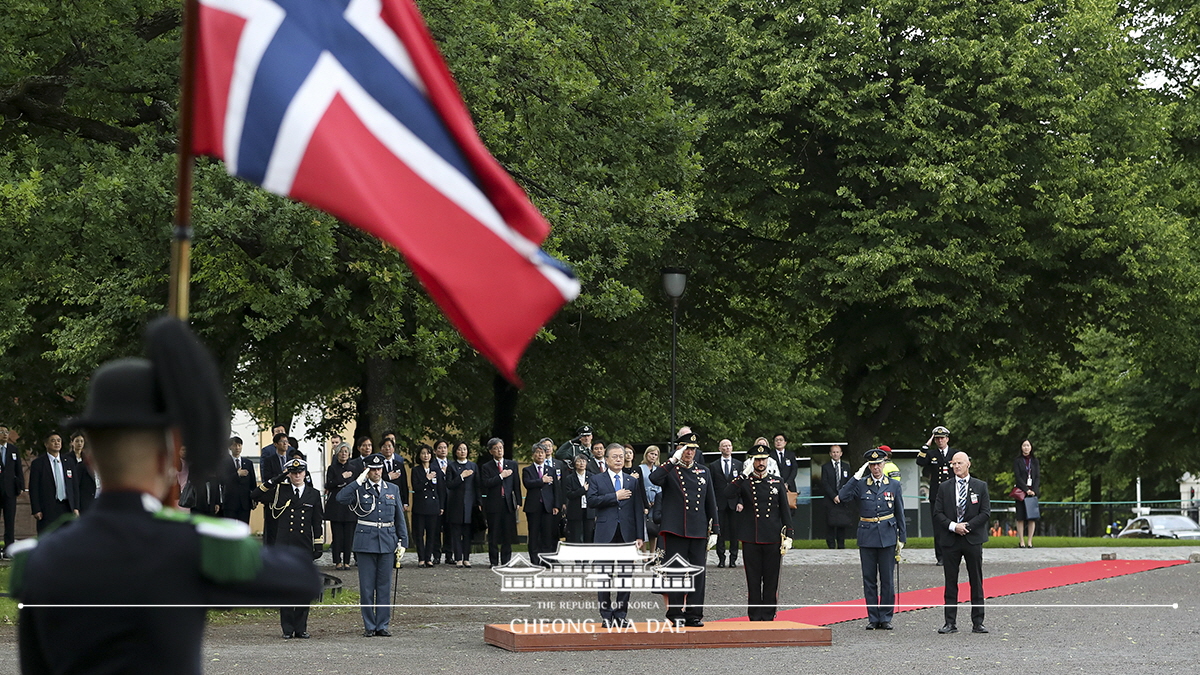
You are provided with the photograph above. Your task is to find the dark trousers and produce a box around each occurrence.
[0,493,17,546]
[598,530,631,622]
[825,525,848,549]
[860,545,897,624]
[716,507,739,563]
[439,513,452,561]
[35,499,72,534]
[943,538,985,626]
[742,542,782,621]
[448,521,473,561]
[662,533,707,622]
[525,508,557,565]
[566,517,594,543]
[330,520,355,565]
[928,501,945,562]
[357,551,392,631]
[280,605,310,636]
[225,508,251,525]
[413,513,440,562]
[263,515,278,545]
[486,510,516,565]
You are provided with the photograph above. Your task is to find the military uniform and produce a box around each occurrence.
[255,458,324,637]
[725,446,793,621]
[554,425,593,463]
[838,449,907,629]
[649,432,718,626]
[337,456,409,637]
[915,428,955,564]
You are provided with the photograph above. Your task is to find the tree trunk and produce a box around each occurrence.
[1087,474,1104,537]
[492,374,518,459]
[842,385,902,455]
[362,355,397,444]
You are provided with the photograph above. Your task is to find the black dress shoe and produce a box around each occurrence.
[936,560,944,566]
[972,624,988,634]
[295,632,310,639]
[938,623,958,634]
[375,629,392,637]
[865,622,876,630]
[717,561,726,568]
[877,622,893,630]
[672,618,687,629]
[282,633,294,639]
[729,560,738,568]
[684,618,704,628]
[619,618,634,628]
[362,630,375,637]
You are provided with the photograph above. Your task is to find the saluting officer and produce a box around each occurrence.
[915,426,955,565]
[839,448,907,630]
[337,453,409,637]
[255,458,324,638]
[11,317,320,674]
[649,431,719,628]
[725,443,793,621]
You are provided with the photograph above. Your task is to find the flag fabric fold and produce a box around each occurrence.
[191,0,579,383]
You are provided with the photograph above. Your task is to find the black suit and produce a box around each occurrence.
[771,448,799,493]
[819,460,855,548]
[410,463,447,563]
[522,463,559,565]
[708,456,743,564]
[0,442,25,547]
[64,454,98,514]
[479,457,521,565]
[28,453,79,533]
[587,470,646,623]
[562,471,595,542]
[223,456,257,524]
[932,476,991,628]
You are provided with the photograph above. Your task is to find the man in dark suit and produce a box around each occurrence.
[916,425,957,565]
[0,423,25,555]
[932,451,991,634]
[585,440,606,475]
[260,433,291,544]
[650,431,719,628]
[588,443,645,627]
[28,432,79,534]
[771,433,799,497]
[522,442,559,566]
[820,444,855,549]
[479,437,521,566]
[255,458,324,638]
[707,438,743,567]
[223,437,257,524]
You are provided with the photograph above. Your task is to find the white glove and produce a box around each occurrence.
[780,536,793,555]
[853,462,868,480]
[741,461,754,476]
[357,468,370,485]
[394,546,406,568]
[706,533,717,550]
[670,446,685,463]
[895,541,904,562]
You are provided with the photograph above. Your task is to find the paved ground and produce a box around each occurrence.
[3,546,1197,673]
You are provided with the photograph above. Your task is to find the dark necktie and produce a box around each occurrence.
[724,459,731,478]
[834,462,841,490]
[498,461,505,496]
[956,479,967,521]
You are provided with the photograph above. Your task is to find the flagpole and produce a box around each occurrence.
[169,0,201,320]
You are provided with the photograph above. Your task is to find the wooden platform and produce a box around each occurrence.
[484,620,831,652]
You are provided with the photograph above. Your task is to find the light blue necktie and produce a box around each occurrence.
[614,474,621,492]
[52,456,66,501]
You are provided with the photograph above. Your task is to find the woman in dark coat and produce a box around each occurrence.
[444,442,478,568]
[820,445,856,549]
[410,445,446,567]
[562,454,595,543]
[66,431,99,514]
[1014,439,1041,548]
[325,444,357,569]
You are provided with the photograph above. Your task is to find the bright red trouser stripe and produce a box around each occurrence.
[290,96,563,380]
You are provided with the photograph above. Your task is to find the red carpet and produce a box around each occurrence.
[722,559,1188,625]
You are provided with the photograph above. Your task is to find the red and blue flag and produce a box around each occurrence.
[191,0,579,383]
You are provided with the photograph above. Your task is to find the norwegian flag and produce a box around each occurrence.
[191,0,579,383]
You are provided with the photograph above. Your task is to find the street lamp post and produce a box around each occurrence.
[661,268,688,451]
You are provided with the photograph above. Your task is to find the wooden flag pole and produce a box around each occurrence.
[169,0,201,320]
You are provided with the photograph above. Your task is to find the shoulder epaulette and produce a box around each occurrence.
[6,538,39,598]
[153,509,263,583]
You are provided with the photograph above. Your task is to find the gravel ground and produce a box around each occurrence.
[3,547,1197,674]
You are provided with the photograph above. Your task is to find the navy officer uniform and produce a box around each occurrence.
[838,448,907,630]
[255,458,324,638]
[649,431,719,627]
[724,444,793,621]
[337,453,409,637]
[11,317,320,675]
[915,426,955,565]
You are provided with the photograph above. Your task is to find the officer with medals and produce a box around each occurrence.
[255,457,324,638]
[10,317,320,675]
[724,443,793,621]
[649,431,719,627]
[838,448,907,630]
[337,453,409,637]
[915,426,955,565]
